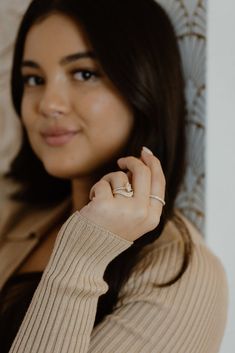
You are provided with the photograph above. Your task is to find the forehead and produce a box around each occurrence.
[23,13,93,60]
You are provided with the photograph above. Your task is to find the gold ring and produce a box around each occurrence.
[149,194,166,206]
[113,182,134,198]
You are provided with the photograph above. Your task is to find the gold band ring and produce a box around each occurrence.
[112,182,134,198]
[149,195,166,206]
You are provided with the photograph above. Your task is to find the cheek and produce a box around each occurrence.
[83,92,134,157]
[80,91,111,116]
[80,90,134,130]
[100,97,133,140]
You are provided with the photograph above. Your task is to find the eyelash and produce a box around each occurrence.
[22,69,100,87]
[71,69,100,82]
[22,75,44,87]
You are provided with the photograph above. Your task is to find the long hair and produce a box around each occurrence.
[4,0,192,326]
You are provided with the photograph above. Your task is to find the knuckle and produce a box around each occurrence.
[98,179,108,186]
[151,157,162,171]
[125,156,136,163]
[128,156,142,166]
[143,164,151,173]
[140,164,151,177]
[151,160,166,184]
[116,171,127,179]
[102,172,115,179]
[152,159,160,169]
[154,156,162,165]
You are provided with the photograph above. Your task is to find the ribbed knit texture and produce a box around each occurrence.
[9,211,228,353]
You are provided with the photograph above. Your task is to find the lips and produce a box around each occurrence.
[41,127,79,136]
[40,127,80,146]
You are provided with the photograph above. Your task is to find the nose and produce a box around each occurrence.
[39,80,71,118]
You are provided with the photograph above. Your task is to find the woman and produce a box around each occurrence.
[0,0,228,352]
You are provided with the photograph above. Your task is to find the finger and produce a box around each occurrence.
[117,156,151,201]
[89,179,113,200]
[101,171,130,198]
[140,147,166,208]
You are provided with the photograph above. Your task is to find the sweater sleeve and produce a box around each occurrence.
[9,211,133,353]
[9,212,228,353]
[88,239,229,353]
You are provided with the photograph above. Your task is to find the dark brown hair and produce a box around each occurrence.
[4,0,192,326]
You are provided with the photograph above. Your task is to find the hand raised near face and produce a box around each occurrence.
[79,147,166,242]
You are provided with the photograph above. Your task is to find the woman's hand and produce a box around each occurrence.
[79,147,166,242]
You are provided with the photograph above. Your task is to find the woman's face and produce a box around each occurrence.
[21,14,134,179]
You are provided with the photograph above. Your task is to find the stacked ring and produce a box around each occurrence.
[112,182,166,206]
[112,182,134,198]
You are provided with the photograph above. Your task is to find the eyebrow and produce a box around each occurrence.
[21,51,97,68]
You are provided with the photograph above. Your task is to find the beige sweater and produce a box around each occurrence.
[0,199,228,353]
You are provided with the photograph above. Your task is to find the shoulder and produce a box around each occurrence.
[0,198,29,240]
[0,196,72,241]
[149,210,227,295]
[119,208,228,292]
[135,209,228,286]
[172,209,228,292]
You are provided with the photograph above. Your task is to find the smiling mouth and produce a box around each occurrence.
[41,131,79,146]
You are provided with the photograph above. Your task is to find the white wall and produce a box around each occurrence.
[207,0,235,352]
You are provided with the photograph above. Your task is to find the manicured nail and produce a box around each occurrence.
[142,146,153,155]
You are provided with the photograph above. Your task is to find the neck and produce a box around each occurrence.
[71,177,95,213]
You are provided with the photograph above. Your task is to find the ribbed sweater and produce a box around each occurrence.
[8,210,228,353]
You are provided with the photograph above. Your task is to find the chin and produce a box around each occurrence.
[42,161,93,180]
[46,167,82,180]
[40,150,117,181]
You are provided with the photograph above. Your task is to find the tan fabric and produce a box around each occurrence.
[0,197,72,288]
[0,198,228,353]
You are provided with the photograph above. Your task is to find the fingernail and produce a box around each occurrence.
[142,146,153,155]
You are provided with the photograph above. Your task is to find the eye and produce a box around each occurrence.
[71,69,100,82]
[22,74,44,87]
